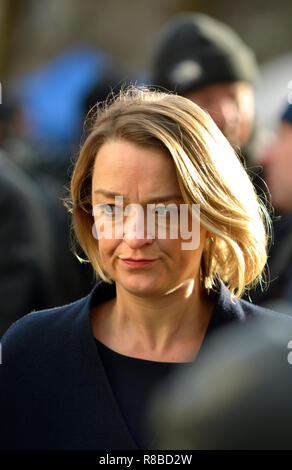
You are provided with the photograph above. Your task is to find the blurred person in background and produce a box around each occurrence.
[0,103,56,336]
[0,100,41,173]
[252,103,292,313]
[151,12,261,167]
[0,93,95,332]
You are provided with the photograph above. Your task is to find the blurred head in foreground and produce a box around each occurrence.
[151,13,258,149]
[145,315,292,449]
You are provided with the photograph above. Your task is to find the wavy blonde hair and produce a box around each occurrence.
[68,86,270,299]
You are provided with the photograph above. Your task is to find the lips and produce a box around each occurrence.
[121,258,157,268]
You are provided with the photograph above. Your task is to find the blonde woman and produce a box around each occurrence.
[0,87,284,450]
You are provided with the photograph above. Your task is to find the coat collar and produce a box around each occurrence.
[86,278,246,331]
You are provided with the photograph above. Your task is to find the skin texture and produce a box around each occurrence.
[185,81,254,148]
[90,140,214,362]
[257,121,292,212]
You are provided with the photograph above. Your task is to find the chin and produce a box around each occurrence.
[117,274,166,297]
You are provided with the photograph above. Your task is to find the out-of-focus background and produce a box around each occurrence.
[1,0,292,128]
[1,0,292,337]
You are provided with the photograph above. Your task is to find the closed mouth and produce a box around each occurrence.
[120,258,158,268]
[121,258,157,261]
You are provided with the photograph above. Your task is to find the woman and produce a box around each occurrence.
[0,86,283,450]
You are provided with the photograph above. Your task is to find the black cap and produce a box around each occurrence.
[151,13,258,95]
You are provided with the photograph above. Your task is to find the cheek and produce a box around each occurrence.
[178,226,206,270]
[282,142,292,170]
[175,250,203,281]
[271,143,291,173]
[160,237,203,266]
[98,239,120,265]
[209,107,224,129]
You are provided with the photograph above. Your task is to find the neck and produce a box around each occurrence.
[103,278,214,360]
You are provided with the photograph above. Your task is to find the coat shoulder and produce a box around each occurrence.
[0,296,88,362]
[237,297,292,321]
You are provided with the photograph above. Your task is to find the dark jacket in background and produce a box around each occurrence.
[0,146,95,337]
[246,213,292,314]
[0,150,56,336]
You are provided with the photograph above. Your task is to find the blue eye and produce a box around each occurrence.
[154,207,167,216]
[154,206,177,216]
[100,204,123,216]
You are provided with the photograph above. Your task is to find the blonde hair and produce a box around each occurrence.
[69,86,270,299]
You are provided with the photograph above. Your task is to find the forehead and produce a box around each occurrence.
[92,140,181,195]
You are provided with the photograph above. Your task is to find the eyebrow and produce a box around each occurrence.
[93,189,183,203]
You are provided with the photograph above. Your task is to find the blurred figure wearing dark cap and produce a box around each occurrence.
[151,13,261,162]
[252,103,292,313]
[145,314,292,449]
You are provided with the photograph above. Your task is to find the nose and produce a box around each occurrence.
[211,98,239,135]
[123,208,154,249]
[220,98,239,130]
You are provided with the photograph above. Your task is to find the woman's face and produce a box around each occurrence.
[92,139,207,297]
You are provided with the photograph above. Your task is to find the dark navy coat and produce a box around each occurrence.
[0,279,287,450]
